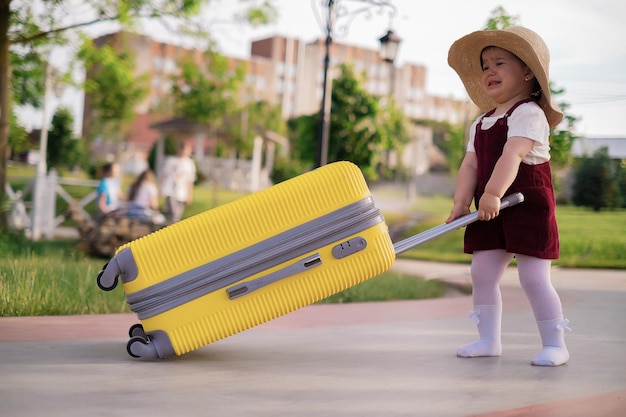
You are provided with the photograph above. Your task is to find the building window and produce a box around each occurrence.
[153,56,163,71]
[285,63,296,77]
[276,62,285,76]
[275,79,284,94]
[163,58,177,74]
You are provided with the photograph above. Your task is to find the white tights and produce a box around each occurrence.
[459,249,569,365]
[470,249,563,320]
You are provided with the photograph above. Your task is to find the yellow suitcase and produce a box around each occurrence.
[97,160,524,359]
[97,161,396,358]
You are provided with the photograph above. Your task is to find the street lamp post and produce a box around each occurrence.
[378,29,402,64]
[314,0,398,168]
[379,29,415,202]
[378,29,402,97]
[316,0,335,168]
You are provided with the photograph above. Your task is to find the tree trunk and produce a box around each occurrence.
[0,0,12,230]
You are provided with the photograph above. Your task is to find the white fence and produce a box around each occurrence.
[5,156,270,240]
[6,170,99,240]
[198,155,272,192]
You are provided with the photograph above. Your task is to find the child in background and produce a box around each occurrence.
[127,169,165,224]
[159,142,196,223]
[446,27,570,366]
[96,162,123,215]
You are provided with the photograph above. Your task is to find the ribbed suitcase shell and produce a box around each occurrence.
[98,161,395,358]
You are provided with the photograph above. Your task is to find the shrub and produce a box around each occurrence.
[572,147,620,211]
[270,157,312,184]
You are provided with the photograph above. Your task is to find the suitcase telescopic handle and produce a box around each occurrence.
[393,192,524,256]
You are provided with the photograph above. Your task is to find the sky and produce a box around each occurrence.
[23,0,626,139]
[209,0,626,138]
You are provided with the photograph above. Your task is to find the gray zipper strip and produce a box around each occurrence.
[127,197,383,319]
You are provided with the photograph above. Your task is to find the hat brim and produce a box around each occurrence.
[448,27,563,128]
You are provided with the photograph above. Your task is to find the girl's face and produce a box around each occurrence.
[480,47,534,106]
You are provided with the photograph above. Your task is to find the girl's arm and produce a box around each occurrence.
[97,193,109,213]
[446,152,478,223]
[478,136,535,220]
[150,185,159,210]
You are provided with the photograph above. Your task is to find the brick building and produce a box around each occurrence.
[84,31,474,178]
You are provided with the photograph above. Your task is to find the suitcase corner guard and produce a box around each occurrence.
[96,248,139,291]
[127,329,175,359]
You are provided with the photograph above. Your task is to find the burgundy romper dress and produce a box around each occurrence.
[464,99,559,260]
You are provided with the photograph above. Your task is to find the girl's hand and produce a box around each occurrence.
[478,192,501,221]
[445,203,471,223]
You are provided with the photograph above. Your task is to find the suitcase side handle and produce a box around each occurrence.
[226,253,323,300]
[393,192,524,255]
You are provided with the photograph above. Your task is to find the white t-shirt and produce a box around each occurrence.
[467,101,551,165]
[160,156,197,201]
[97,177,121,212]
[132,182,158,209]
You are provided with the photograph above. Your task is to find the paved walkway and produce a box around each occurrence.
[1,260,624,417]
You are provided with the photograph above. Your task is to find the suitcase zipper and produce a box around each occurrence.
[127,197,384,319]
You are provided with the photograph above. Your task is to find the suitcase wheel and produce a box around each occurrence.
[127,336,157,359]
[128,323,147,339]
[96,262,119,291]
[96,270,118,291]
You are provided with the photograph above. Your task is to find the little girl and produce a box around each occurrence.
[446,27,570,366]
[96,162,123,215]
[127,169,166,224]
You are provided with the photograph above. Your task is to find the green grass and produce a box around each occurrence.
[0,237,127,316]
[320,273,447,304]
[556,206,626,268]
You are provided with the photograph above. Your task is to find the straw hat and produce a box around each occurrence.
[448,26,563,128]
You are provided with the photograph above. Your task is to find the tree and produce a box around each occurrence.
[328,63,398,179]
[484,5,520,30]
[375,96,410,179]
[147,135,178,172]
[287,113,317,165]
[47,106,87,170]
[432,121,466,174]
[161,49,247,162]
[228,100,287,158]
[0,0,278,230]
[8,110,28,157]
[548,93,579,166]
[572,147,619,211]
[78,36,148,145]
[616,161,626,208]
[171,51,245,126]
[289,63,409,180]
[10,49,47,109]
[328,64,379,168]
